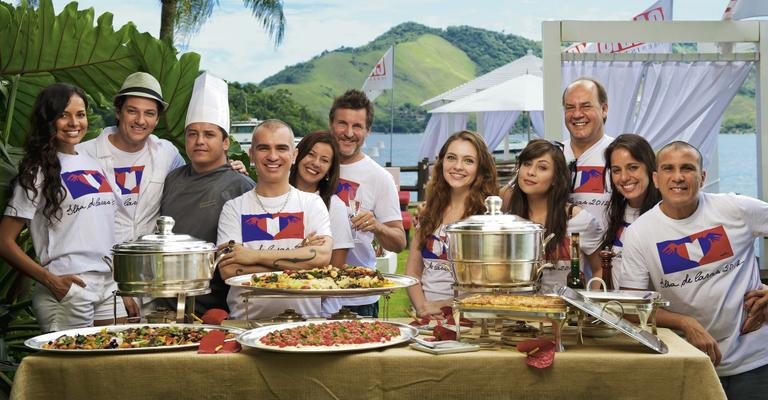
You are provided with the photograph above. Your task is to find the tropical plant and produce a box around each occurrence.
[0,1,202,384]
[159,0,286,46]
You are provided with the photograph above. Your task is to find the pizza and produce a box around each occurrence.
[42,326,236,350]
[250,265,396,290]
[259,320,403,348]
[458,294,567,312]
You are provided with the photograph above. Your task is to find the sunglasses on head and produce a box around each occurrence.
[547,140,565,151]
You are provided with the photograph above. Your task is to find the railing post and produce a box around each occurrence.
[417,157,429,201]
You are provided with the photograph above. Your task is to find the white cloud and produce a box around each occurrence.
[52,0,731,83]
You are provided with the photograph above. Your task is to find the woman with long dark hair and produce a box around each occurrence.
[500,139,603,287]
[0,83,128,332]
[289,130,353,317]
[406,130,498,318]
[601,133,661,287]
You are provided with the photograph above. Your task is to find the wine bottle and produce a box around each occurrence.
[567,233,584,289]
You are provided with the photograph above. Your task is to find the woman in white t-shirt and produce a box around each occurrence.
[289,130,354,316]
[600,134,660,288]
[406,131,499,318]
[0,83,128,332]
[501,139,604,288]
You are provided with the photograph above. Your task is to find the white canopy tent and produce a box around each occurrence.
[419,53,545,160]
[541,19,767,267]
[426,74,545,158]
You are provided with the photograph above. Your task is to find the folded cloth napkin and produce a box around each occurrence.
[198,330,241,354]
[201,308,229,325]
[516,338,556,369]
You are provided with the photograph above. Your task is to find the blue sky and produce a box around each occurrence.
[51,0,736,83]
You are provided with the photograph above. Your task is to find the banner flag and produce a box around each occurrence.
[565,0,673,54]
[723,0,768,20]
[361,46,394,101]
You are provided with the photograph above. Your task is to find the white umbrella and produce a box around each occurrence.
[429,74,543,114]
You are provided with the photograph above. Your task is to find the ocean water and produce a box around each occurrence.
[366,133,759,199]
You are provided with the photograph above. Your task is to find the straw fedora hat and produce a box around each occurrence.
[114,72,169,110]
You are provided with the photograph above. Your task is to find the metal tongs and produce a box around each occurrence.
[411,336,471,349]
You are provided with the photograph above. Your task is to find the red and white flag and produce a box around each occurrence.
[361,46,393,101]
[722,0,768,20]
[565,0,673,54]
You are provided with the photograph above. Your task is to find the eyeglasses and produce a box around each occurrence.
[568,159,577,191]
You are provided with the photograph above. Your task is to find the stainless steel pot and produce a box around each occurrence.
[445,196,553,288]
[112,216,219,297]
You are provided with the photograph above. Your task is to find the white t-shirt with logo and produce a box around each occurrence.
[564,135,614,224]
[107,141,149,222]
[319,194,355,316]
[334,155,402,306]
[620,193,768,377]
[5,152,117,275]
[218,187,331,320]
[420,224,454,302]
[539,210,603,288]
[608,206,640,289]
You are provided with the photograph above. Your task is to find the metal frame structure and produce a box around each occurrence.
[542,20,768,267]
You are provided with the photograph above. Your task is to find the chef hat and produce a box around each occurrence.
[185,71,230,135]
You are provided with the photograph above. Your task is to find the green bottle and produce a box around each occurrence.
[567,233,584,289]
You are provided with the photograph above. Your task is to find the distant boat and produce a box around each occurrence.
[230,118,300,153]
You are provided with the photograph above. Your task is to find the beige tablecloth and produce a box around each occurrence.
[10,326,724,400]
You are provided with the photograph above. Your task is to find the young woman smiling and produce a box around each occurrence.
[289,130,354,316]
[0,83,128,332]
[406,131,498,318]
[501,139,604,288]
[601,133,661,288]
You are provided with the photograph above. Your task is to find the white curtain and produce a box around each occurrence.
[530,111,545,138]
[632,61,753,171]
[480,111,520,151]
[418,113,469,160]
[561,61,646,140]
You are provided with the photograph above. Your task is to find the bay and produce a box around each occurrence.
[366,133,758,199]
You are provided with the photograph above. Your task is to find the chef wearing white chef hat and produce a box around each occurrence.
[160,71,256,314]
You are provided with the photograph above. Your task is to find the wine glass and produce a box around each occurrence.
[347,191,362,243]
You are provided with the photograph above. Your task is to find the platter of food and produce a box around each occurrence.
[225,265,418,296]
[237,320,418,353]
[25,324,244,353]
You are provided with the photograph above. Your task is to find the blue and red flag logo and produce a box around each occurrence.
[656,225,733,274]
[573,166,605,194]
[241,212,304,242]
[422,234,448,260]
[613,222,631,247]
[61,170,113,199]
[114,166,145,195]
[335,178,359,206]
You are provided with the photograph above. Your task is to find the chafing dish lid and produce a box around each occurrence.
[445,196,545,233]
[112,216,215,253]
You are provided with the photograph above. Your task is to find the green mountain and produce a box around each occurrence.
[258,22,540,132]
[253,22,754,134]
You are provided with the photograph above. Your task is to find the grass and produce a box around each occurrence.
[383,249,412,318]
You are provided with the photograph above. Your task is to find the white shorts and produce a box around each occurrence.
[33,271,127,332]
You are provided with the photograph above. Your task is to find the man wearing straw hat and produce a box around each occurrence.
[78,72,185,317]
[160,72,255,314]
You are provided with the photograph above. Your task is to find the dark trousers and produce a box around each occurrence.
[719,363,768,399]
[342,301,379,318]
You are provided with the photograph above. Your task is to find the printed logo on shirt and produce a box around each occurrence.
[656,225,734,274]
[573,166,605,194]
[241,212,304,242]
[335,178,360,206]
[61,170,113,199]
[421,234,448,260]
[613,221,631,247]
[114,166,145,195]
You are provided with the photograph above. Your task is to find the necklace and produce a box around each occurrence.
[254,187,292,214]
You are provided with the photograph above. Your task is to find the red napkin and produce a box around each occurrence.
[432,324,457,341]
[516,339,556,369]
[198,330,241,354]
[201,309,229,325]
[441,306,475,327]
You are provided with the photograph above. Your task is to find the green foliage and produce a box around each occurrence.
[440,25,541,75]
[228,82,325,136]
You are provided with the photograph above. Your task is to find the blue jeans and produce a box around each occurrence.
[342,302,378,318]
[719,363,768,399]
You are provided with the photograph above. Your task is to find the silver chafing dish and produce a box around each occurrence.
[445,196,553,291]
[112,216,219,297]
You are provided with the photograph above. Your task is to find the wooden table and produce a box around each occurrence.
[10,326,724,400]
